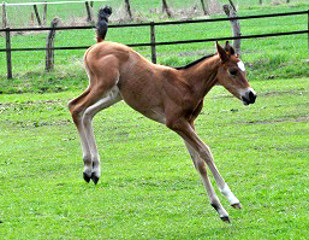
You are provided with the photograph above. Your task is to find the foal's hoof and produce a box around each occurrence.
[91,173,100,185]
[231,203,242,209]
[220,216,231,223]
[83,172,91,183]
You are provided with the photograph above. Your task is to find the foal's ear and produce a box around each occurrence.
[224,41,235,56]
[216,41,228,62]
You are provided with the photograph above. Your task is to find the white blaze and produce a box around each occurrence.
[237,60,246,72]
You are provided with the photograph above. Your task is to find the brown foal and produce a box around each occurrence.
[68,23,256,222]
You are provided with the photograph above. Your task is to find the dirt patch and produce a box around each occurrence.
[0,99,65,107]
[262,90,307,96]
[240,116,309,125]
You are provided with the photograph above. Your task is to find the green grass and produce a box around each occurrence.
[0,3,309,238]
[0,78,308,239]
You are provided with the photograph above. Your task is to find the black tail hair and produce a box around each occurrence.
[96,6,112,42]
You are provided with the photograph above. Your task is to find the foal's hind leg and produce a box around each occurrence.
[68,89,93,182]
[82,86,122,184]
[69,64,120,183]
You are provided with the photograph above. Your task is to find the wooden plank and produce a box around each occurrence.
[5,28,12,79]
[33,4,42,26]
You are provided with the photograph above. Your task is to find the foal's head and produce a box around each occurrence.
[215,41,256,105]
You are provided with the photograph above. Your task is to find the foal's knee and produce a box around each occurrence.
[69,104,84,126]
[196,160,207,175]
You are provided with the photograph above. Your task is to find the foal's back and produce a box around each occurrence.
[85,41,176,122]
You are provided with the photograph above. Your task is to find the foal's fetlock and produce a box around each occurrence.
[220,184,241,209]
[90,172,100,185]
[90,157,101,185]
[211,202,230,223]
[90,167,101,185]
[220,216,231,223]
[231,203,242,209]
[83,156,93,183]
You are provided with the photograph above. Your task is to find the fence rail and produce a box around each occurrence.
[1,10,309,79]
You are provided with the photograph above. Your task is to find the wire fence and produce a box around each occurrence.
[2,0,307,28]
[0,9,308,79]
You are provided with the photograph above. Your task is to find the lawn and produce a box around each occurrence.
[0,77,308,239]
[0,1,309,239]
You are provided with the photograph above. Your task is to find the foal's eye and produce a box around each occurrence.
[229,69,238,76]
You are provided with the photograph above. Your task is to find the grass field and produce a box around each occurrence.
[0,1,309,239]
[0,78,308,239]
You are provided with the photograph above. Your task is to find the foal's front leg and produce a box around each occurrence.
[184,142,230,222]
[167,119,241,220]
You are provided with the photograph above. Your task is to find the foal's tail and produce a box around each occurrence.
[96,6,112,43]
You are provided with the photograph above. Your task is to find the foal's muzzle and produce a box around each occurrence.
[241,88,257,105]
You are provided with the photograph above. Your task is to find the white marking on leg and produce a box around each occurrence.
[199,143,240,207]
[220,184,240,205]
[184,142,229,219]
[82,86,122,179]
[75,114,92,177]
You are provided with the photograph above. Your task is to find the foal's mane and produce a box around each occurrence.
[174,54,215,70]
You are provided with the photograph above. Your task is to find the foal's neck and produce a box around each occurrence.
[181,55,220,98]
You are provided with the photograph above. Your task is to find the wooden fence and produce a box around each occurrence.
[0,10,309,79]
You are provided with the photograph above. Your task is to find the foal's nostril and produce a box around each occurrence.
[249,91,256,103]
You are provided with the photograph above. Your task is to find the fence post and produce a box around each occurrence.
[5,27,12,79]
[223,4,241,56]
[308,10,309,59]
[85,1,94,23]
[2,2,7,28]
[150,22,157,64]
[33,4,42,26]
[46,18,60,71]
[43,1,47,26]
[161,0,172,18]
[200,0,209,16]
[124,0,133,20]
[259,0,262,5]
[228,0,237,12]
